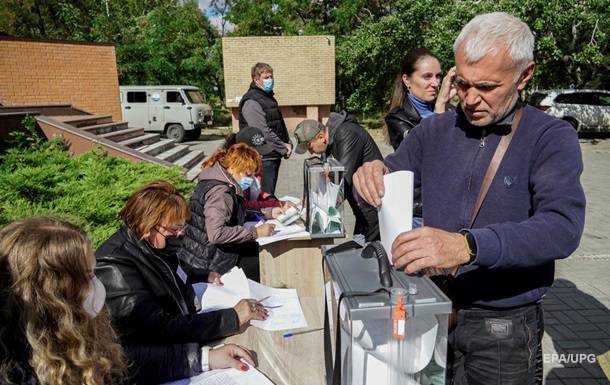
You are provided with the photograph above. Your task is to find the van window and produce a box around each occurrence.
[127,91,147,103]
[555,92,595,105]
[166,91,184,104]
[185,90,205,104]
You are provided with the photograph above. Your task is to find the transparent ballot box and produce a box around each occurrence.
[324,245,451,385]
[303,157,346,238]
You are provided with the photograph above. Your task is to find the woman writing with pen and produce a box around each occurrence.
[178,143,276,283]
[95,181,268,385]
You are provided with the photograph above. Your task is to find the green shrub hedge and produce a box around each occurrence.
[0,139,195,248]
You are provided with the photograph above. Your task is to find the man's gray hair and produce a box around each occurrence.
[453,12,534,72]
[251,62,273,79]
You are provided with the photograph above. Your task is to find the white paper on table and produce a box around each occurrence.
[160,366,274,385]
[378,171,413,264]
[197,268,307,331]
[256,224,308,246]
[277,195,302,206]
[248,280,308,331]
[275,206,301,226]
[194,268,250,311]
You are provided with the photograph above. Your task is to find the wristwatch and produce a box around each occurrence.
[459,229,477,264]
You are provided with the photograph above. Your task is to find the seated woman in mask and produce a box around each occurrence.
[178,143,275,284]
[222,129,292,218]
[0,217,127,385]
[95,181,266,385]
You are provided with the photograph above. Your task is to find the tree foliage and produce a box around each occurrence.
[0,138,195,248]
[1,0,608,114]
[225,0,610,115]
[0,0,224,104]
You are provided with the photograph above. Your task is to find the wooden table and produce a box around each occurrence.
[226,237,336,385]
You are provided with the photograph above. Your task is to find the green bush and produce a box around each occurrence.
[0,139,195,248]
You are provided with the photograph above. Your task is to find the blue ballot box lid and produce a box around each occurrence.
[324,244,452,321]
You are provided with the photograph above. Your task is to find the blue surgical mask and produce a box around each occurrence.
[238,176,254,191]
[262,78,274,93]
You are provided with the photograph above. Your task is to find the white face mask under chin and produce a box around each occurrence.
[82,276,106,318]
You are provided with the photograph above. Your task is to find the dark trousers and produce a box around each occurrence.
[448,302,544,385]
[237,242,260,282]
[261,157,281,196]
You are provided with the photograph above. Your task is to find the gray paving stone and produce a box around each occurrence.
[557,340,594,349]
[568,323,602,332]
[577,330,609,340]
[567,312,594,324]
[581,363,606,379]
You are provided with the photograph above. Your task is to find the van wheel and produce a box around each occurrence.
[186,126,202,140]
[166,124,185,142]
[562,117,579,131]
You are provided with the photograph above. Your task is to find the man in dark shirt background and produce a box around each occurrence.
[293,112,383,241]
[353,12,586,384]
[238,62,292,195]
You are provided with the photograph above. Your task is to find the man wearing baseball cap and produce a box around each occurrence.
[235,125,275,158]
[293,111,383,241]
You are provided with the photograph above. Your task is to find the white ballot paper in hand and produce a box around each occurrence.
[195,268,307,331]
[378,170,414,264]
[160,366,274,385]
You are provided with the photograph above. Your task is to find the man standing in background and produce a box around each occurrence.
[238,63,292,195]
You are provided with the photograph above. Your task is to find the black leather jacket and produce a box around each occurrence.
[326,111,383,186]
[384,98,427,217]
[384,97,422,150]
[95,227,239,384]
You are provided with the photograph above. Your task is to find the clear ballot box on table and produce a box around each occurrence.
[303,157,346,238]
[324,244,452,385]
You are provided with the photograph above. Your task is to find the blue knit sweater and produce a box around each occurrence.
[385,105,586,308]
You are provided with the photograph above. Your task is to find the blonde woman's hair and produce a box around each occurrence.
[0,217,127,385]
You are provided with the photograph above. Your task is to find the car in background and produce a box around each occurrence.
[529,89,610,133]
[120,85,213,142]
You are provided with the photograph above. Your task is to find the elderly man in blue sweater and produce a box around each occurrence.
[354,12,586,385]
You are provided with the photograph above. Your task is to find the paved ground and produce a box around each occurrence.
[188,133,610,384]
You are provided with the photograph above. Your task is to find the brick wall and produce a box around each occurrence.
[222,36,335,108]
[223,36,335,132]
[0,37,122,121]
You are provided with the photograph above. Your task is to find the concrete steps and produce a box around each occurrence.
[100,127,144,142]
[157,144,190,163]
[56,114,113,127]
[174,148,206,170]
[137,139,176,157]
[58,111,205,180]
[119,133,161,148]
[185,161,204,180]
[82,121,129,135]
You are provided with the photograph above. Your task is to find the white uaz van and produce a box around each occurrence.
[119,85,213,142]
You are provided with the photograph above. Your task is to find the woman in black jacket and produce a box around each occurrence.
[384,48,457,150]
[95,181,267,385]
[384,48,457,223]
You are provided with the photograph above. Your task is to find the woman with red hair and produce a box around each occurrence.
[178,143,275,283]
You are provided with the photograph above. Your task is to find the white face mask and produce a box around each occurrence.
[82,276,106,318]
